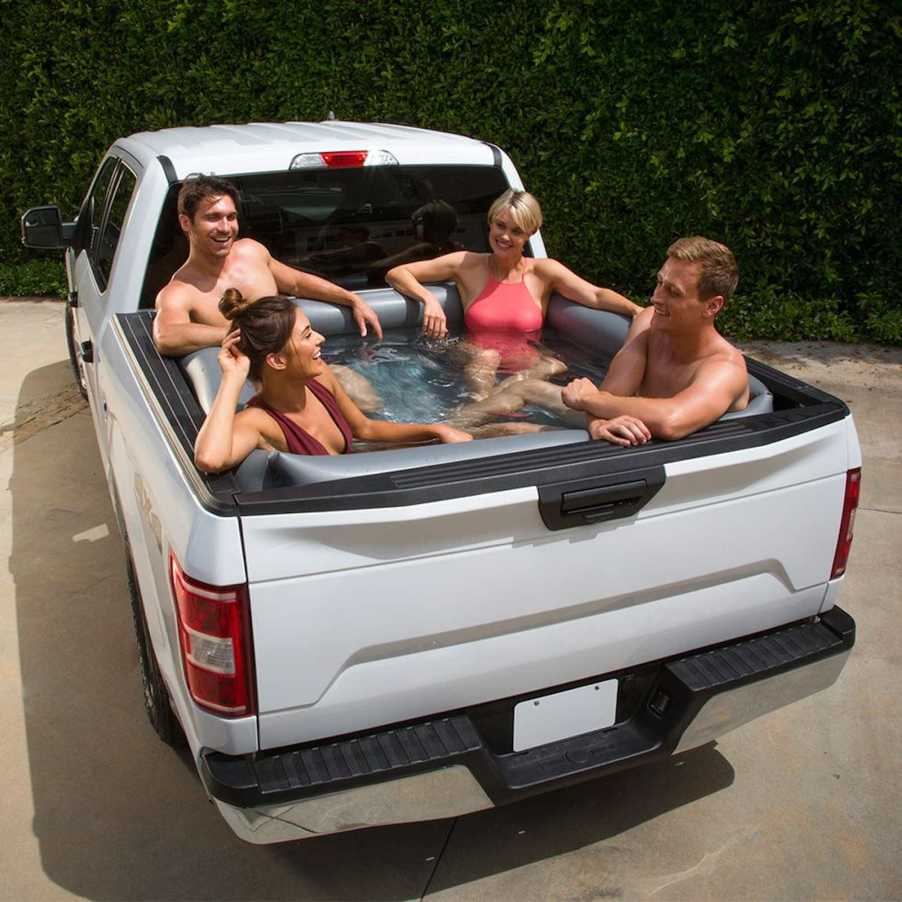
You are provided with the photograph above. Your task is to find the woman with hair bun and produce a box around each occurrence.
[194,290,471,472]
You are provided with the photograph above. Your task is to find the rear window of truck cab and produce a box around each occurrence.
[141,165,515,307]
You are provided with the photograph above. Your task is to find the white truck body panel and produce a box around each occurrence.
[247,462,845,747]
[26,120,859,842]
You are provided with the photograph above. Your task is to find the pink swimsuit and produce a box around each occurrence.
[463,275,544,370]
[248,379,353,456]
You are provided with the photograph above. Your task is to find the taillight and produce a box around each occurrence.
[321,150,368,168]
[830,468,861,579]
[170,555,255,716]
[289,149,399,170]
[290,150,367,169]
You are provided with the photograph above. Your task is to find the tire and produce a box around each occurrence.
[65,299,88,400]
[125,552,184,747]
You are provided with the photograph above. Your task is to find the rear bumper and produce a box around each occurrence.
[202,606,854,843]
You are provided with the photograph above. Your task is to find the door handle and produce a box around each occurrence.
[79,341,93,363]
[537,466,665,530]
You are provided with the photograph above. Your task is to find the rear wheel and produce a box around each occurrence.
[64,299,88,400]
[126,553,184,747]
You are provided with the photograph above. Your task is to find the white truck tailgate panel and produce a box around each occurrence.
[246,464,845,748]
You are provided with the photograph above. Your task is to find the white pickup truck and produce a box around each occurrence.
[22,121,860,844]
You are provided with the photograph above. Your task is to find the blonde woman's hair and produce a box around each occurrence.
[487,189,543,235]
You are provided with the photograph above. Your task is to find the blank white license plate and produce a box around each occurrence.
[513,680,618,752]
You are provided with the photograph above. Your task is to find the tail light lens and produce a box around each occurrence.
[321,150,368,168]
[170,555,255,716]
[830,468,861,579]
[289,149,398,170]
[290,150,368,169]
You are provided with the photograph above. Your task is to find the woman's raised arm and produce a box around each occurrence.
[386,251,470,338]
[539,258,642,318]
[194,333,263,472]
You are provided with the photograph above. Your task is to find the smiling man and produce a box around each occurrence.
[561,236,749,446]
[153,176,383,357]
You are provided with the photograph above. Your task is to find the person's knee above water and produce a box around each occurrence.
[385,188,642,397]
[193,291,470,473]
[560,236,750,445]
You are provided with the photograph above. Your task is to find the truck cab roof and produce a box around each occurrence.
[118,121,498,178]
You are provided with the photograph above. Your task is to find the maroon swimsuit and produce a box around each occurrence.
[247,379,353,455]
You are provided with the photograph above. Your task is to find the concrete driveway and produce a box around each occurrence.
[2,300,900,901]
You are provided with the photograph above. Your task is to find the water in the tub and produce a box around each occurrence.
[321,328,613,429]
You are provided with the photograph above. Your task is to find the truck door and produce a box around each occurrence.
[72,158,138,467]
[70,157,116,398]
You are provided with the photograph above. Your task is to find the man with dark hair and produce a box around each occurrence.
[561,235,749,445]
[153,175,383,357]
[175,175,240,221]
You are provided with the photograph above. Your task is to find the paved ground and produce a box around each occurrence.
[1,299,900,901]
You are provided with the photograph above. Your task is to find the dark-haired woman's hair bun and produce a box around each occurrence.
[215,293,298,381]
[219,288,256,321]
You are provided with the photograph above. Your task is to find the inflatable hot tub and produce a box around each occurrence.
[180,286,773,490]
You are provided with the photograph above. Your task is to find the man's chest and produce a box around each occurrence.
[640,344,701,398]
[190,266,280,324]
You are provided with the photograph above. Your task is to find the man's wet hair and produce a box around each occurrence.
[177,175,240,220]
[667,236,739,303]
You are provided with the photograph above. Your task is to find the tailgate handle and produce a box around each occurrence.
[538,467,665,530]
[562,481,647,519]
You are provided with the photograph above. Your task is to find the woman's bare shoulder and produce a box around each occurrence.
[456,250,488,270]
[235,403,286,450]
[529,257,568,276]
[235,403,270,428]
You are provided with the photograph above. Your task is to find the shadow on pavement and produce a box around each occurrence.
[11,363,733,901]
[423,743,732,896]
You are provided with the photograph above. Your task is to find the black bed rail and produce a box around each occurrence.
[116,311,240,512]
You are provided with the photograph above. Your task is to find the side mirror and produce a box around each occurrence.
[21,205,75,249]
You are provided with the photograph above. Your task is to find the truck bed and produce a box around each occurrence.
[115,305,850,514]
[114,297,857,754]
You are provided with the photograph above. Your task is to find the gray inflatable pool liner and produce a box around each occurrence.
[181,286,772,490]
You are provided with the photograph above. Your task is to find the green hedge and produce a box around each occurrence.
[2,0,899,341]
[0,260,67,297]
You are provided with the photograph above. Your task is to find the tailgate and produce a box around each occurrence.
[239,417,856,750]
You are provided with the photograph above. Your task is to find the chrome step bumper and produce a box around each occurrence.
[203,606,854,843]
